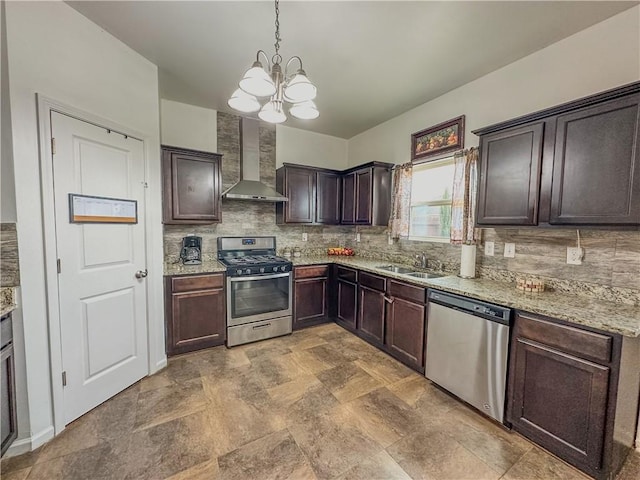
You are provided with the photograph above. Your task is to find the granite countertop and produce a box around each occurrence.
[292,256,640,338]
[0,287,17,316]
[163,255,640,338]
[164,260,226,276]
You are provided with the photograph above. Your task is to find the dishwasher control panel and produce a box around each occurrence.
[428,290,511,325]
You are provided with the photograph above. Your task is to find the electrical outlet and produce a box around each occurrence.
[484,241,495,256]
[504,243,516,258]
[567,247,583,265]
[302,232,308,242]
[356,232,361,242]
[388,234,394,245]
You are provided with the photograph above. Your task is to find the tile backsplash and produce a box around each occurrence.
[1,223,20,287]
[163,112,640,305]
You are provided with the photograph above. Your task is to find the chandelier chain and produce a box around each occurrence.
[274,0,281,57]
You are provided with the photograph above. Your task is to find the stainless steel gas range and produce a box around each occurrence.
[217,236,292,347]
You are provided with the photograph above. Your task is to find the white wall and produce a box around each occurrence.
[1,0,16,222]
[348,6,640,166]
[276,124,348,170]
[158,100,349,170]
[160,99,217,152]
[5,0,164,452]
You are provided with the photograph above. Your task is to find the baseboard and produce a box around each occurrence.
[152,356,167,374]
[5,425,55,458]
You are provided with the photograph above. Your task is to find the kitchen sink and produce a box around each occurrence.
[375,265,414,274]
[404,272,446,279]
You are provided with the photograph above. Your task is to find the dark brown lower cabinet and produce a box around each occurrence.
[1,313,17,456]
[165,274,226,355]
[385,297,426,372]
[358,284,386,347]
[507,312,640,480]
[337,279,357,331]
[293,265,330,330]
[384,279,427,372]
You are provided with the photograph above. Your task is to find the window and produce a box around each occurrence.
[409,157,455,242]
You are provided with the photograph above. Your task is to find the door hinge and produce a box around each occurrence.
[51,138,56,155]
[57,258,61,274]
[62,371,67,386]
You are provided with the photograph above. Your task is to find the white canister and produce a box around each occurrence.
[460,244,477,278]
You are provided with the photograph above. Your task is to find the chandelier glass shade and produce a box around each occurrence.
[227,0,318,124]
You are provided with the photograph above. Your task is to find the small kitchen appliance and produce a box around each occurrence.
[180,235,202,265]
[217,236,293,346]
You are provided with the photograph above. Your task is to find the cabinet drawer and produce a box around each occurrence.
[359,272,386,291]
[516,312,612,364]
[295,265,329,279]
[388,280,426,304]
[171,274,224,293]
[337,266,358,283]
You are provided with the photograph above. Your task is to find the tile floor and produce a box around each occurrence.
[2,323,639,480]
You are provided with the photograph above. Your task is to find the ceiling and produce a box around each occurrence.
[67,1,638,139]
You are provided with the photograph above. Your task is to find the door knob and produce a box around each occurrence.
[135,269,148,279]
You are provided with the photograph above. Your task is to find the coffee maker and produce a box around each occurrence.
[180,235,202,265]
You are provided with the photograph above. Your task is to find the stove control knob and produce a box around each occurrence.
[236,269,242,276]
[259,267,265,273]
[245,268,251,275]
[273,266,278,272]
[281,266,287,272]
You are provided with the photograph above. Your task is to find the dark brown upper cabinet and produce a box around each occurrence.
[473,82,640,227]
[277,162,391,226]
[341,163,393,226]
[476,122,544,225]
[549,95,640,225]
[276,164,340,225]
[162,145,222,224]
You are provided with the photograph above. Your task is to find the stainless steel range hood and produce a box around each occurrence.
[222,118,288,202]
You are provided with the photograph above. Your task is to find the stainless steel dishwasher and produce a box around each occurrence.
[425,289,511,423]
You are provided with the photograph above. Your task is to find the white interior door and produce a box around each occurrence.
[51,112,148,424]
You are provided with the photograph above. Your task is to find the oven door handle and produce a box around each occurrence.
[228,272,291,282]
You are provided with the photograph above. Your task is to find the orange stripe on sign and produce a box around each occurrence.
[72,215,136,223]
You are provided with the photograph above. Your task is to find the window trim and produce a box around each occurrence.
[409,156,455,242]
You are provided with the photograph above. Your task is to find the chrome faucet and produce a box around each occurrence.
[414,253,428,269]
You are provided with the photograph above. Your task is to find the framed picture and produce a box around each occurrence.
[411,115,465,161]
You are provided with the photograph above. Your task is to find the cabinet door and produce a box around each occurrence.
[509,337,609,472]
[550,95,640,225]
[285,167,316,223]
[385,297,425,371]
[1,344,17,456]
[316,172,341,224]
[162,148,222,224]
[358,285,385,346]
[341,173,356,224]
[168,288,226,355]
[355,169,372,224]
[337,280,357,330]
[476,123,544,225]
[294,277,328,329]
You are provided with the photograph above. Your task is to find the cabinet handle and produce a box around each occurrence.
[384,296,394,304]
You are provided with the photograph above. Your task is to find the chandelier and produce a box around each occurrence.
[227,0,319,123]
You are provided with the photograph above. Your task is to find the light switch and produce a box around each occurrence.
[302,232,308,242]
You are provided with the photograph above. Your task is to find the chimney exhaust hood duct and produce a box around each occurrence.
[222,118,288,202]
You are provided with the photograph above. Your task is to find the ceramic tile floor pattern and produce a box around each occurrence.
[2,323,639,480]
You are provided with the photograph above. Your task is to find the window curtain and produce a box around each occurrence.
[450,147,479,245]
[389,162,412,239]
